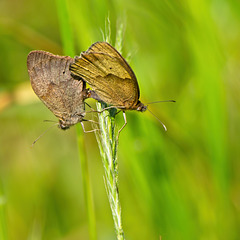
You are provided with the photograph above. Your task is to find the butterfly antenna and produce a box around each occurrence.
[146,100,176,104]
[31,123,58,147]
[43,119,58,123]
[147,108,167,131]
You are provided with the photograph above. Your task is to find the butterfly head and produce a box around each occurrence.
[58,120,70,130]
[58,113,85,130]
[136,101,147,112]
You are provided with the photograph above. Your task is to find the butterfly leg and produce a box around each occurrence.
[115,110,121,115]
[85,102,93,109]
[84,119,99,125]
[81,122,99,133]
[116,111,127,143]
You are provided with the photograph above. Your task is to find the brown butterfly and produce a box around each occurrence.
[70,42,175,132]
[69,41,147,112]
[27,50,89,130]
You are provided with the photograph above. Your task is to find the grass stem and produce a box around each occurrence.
[55,0,96,239]
[0,182,7,240]
[95,102,125,240]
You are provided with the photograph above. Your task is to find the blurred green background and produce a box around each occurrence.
[0,0,239,239]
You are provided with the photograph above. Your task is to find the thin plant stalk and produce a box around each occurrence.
[76,125,96,240]
[94,23,126,240]
[0,181,7,240]
[95,102,124,240]
[55,0,96,239]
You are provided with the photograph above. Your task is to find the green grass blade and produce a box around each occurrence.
[55,0,74,56]
[55,0,96,239]
[76,124,97,240]
[0,182,7,240]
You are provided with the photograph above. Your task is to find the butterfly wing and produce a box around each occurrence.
[27,51,86,127]
[86,42,127,60]
[70,42,140,110]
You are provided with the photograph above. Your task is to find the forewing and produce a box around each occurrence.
[86,42,122,58]
[85,42,139,91]
[27,51,86,122]
[70,42,140,108]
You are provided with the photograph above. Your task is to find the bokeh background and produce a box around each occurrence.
[0,0,239,239]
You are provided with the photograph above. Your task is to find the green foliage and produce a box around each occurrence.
[0,0,239,239]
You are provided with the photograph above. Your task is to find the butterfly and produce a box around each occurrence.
[69,42,147,112]
[27,50,89,130]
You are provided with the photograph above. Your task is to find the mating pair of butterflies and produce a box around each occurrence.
[27,42,147,130]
